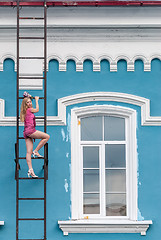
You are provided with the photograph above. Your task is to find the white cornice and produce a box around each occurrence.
[1,26,161,42]
[1,92,161,126]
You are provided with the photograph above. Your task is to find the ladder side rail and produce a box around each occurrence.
[44,0,47,134]
[15,143,18,180]
[44,2,47,240]
[16,1,20,240]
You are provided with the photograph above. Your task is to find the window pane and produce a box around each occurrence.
[81,116,102,141]
[106,194,126,216]
[83,193,100,214]
[83,146,99,168]
[106,170,126,192]
[104,116,125,141]
[83,170,99,192]
[105,144,126,168]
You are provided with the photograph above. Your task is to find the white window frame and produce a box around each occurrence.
[58,104,152,235]
[71,105,137,221]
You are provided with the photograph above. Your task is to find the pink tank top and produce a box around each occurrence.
[24,108,36,129]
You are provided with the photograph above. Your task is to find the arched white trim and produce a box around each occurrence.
[47,55,63,71]
[81,55,96,63]
[57,92,150,126]
[115,55,130,63]
[65,56,78,71]
[98,55,112,64]
[131,55,147,63]
[149,55,161,62]
[64,55,79,63]
[46,54,161,73]
[0,54,17,71]
[131,56,151,72]
[1,92,161,126]
[52,91,161,126]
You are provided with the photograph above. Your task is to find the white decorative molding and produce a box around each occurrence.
[1,92,161,126]
[76,61,83,72]
[59,62,66,72]
[57,92,161,126]
[127,61,134,71]
[110,61,117,72]
[93,61,100,71]
[0,53,160,78]
[58,220,152,236]
[0,221,4,225]
[0,54,17,71]
[0,6,161,91]
[150,54,161,62]
[47,54,63,71]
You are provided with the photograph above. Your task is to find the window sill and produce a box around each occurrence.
[0,221,4,225]
[58,219,152,236]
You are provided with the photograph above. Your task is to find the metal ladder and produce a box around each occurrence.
[15,0,48,239]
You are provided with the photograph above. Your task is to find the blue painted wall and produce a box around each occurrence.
[0,58,161,239]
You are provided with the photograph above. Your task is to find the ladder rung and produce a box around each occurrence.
[18,198,44,200]
[19,77,44,79]
[18,137,24,139]
[18,218,44,221]
[19,17,44,20]
[19,37,44,40]
[18,97,45,99]
[18,116,45,119]
[36,116,45,119]
[19,239,44,240]
[18,177,44,180]
[19,57,45,59]
[19,157,44,159]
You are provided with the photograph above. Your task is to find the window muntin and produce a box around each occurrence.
[81,115,127,217]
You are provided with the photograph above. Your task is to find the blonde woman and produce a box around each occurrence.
[20,96,50,178]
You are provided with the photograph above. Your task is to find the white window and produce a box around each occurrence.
[81,115,127,218]
[58,104,152,235]
[71,105,137,220]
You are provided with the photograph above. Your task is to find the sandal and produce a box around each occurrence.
[32,150,43,158]
[27,168,38,178]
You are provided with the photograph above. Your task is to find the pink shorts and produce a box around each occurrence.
[23,127,36,139]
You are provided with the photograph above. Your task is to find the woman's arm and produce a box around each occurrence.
[30,96,39,113]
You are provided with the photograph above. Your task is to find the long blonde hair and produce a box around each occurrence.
[20,97,30,122]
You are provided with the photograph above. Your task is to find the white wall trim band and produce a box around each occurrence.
[1,92,161,126]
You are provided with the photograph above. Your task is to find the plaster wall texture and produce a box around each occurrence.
[0,5,160,240]
[0,59,160,239]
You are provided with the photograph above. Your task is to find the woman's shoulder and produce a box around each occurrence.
[26,108,31,113]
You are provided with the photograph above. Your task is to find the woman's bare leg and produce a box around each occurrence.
[29,130,50,152]
[25,138,33,169]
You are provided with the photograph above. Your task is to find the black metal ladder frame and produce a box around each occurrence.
[15,1,48,240]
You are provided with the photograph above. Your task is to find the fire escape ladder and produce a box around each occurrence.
[15,0,48,239]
